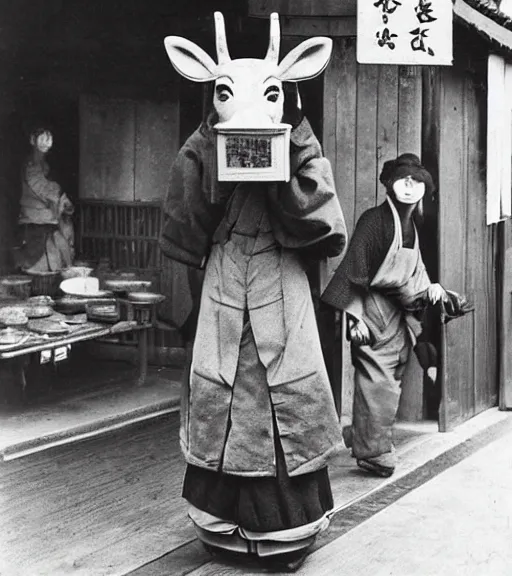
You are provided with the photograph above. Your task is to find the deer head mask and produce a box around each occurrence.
[163,12,332,127]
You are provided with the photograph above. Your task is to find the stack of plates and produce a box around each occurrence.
[127,292,165,305]
[85,300,120,323]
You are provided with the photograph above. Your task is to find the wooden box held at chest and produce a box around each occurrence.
[215,124,291,182]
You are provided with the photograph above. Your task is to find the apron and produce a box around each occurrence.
[350,196,431,460]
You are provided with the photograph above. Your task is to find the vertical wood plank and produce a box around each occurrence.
[337,39,358,423]
[438,66,474,430]
[464,73,498,414]
[460,72,474,419]
[464,74,480,414]
[384,64,424,422]
[500,219,512,409]
[376,65,399,205]
[134,99,180,202]
[355,63,379,223]
[79,95,136,201]
[439,68,467,294]
[397,67,422,157]
[322,37,357,282]
[322,37,358,424]
[331,37,357,235]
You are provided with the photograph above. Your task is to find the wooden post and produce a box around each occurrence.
[138,329,149,386]
[499,220,512,410]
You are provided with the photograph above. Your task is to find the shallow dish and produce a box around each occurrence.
[24,305,53,319]
[62,313,88,325]
[28,319,70,335]
[0,307,29,327]
[127,292,165,304]
[0,275,32,287]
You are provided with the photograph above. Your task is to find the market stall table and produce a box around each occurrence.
[0,303,164,408]
[0,319,151,385]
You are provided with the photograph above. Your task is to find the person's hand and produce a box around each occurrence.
[427,283,447,304]
[348,317,371,346]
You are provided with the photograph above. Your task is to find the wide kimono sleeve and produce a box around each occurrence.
[321,207,390,313]
[159,128,226,269]
[267,117,347,260]
[24,160,61,207]
[159,128,229,334]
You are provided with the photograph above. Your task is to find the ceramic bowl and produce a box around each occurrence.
[85,299,120,323]
[0,275,33,299]
[127,292,165,304]
[28,295,54,306]
[0,306,29,326]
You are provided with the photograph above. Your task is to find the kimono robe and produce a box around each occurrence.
[160,117,347,549]
[322,196,431,461]
[18,156,74,272]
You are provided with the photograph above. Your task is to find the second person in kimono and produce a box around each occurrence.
[322,153,447,478]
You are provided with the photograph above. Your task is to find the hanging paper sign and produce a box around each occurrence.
[357,0,453,65]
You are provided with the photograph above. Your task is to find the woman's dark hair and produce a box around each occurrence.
[30,126,53,141]
[380,153,435,195]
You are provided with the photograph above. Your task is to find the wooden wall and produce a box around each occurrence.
[500,219,512,410]
[79,94,180,202]
[322,37,425,424]
[427,35,498,430]
[77,93,186,360]
[248,0,356,17]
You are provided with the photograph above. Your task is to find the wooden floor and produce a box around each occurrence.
[0,412,435,576]
[0,363,182,461]
[0,414,195,576]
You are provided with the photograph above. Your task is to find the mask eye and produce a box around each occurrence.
[264,85,280,103]
[216,83,233,103]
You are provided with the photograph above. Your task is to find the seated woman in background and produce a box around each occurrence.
[16,126,74,273]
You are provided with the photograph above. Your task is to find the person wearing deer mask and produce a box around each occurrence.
[322,153,449,478]
[160,12,347,572]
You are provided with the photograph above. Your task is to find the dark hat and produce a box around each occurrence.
[380,153,435,194]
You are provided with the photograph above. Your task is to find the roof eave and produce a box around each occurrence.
[454,0,512,52]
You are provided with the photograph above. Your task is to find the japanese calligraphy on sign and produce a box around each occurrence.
[357,0,453,65]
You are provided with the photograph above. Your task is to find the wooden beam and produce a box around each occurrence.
[281,16,356,37]
[248,0,356,18]
[454,0,512,51]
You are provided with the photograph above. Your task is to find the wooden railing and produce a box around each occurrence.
[76,199,184,366]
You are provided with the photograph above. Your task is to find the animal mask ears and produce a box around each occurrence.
[163,12,333,83]
[276,37,332,81]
